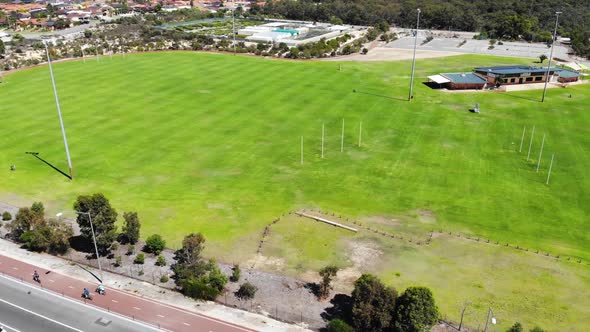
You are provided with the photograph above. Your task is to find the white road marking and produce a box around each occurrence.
[183,322,190,326]
[111,299,119,303]
[0,274,167,332]
[133,306,141,310]
[0,320,23,332]
[157,314,165,318]
[48,279,55,283]
[11,267,18,270]
[68,285,74,289]
[0,298,83,331]
[107,288,254,331]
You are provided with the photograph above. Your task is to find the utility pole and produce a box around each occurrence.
[541,11,561,102]
[408,8,421,101]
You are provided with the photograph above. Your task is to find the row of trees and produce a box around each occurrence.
[326,273,439,332]
[251,0,590,59]
[6,202,72,254]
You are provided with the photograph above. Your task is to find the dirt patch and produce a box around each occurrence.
[323,47,459,62]
[415,209,437,224]
[247,253,286,270]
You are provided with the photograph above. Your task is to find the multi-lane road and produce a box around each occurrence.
[0,274,156,332]
[0,255,256,332]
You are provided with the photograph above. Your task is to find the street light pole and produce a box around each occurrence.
[541,11,561,103]
[44,41,74,180]
[483,306,496,332]
[408,8,421,101]
[232,8,236,55]
[76,211,103,282]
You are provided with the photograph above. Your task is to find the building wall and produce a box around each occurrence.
[448,82,485,90]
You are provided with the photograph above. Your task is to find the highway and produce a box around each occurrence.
[0,274,158,332]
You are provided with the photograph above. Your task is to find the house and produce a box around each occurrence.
[474,66,581,85]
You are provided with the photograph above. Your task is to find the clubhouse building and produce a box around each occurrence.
[428,65,581,90]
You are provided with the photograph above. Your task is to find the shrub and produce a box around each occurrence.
[2,211,11,220]
[144,234,166,254]
[134,253,145,264]
[115,255,122,267]
[156,255,167,267]
[328,319,353,332]
[230,264,240,282]
[235,282,257,300]
[111,242,119,251]
[160,274,169,283]
[127,244,135,255]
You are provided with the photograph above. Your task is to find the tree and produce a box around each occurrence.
[327,319,353,332]
[19,217,72,254]
[539,54,548,63]
[507,322,523,332]
[350,274,397,332]
[318,265,339,299]
[177,259,228,301]
[31,202,44,214]
[122,211,140,244]
[0,40,5,55]
[530,327,545,332]
[144,234,166,254]
[173,233,205,267]
[73,193,118,254]
[394,287,439,332]
[236,282,257,300]
[7,206,44,240]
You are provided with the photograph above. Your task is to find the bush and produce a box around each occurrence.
[111,242,119,251]
[144,234,166,254]
[115,255,122,267]
[160,274,169,283]
[156,255,167,266]
[236,282,257,300]
[2,211,11,221]
[127,244,135,255]
[134,253,145,264]
[328,319,353,332]
[230,264,240,282]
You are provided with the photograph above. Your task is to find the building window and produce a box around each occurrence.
[535,76,543,81]
[526,77,533,82]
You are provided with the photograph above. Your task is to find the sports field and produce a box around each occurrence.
[1,52,589,329]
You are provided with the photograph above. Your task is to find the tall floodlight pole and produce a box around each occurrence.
[232,8,236,55]
[44,41,73,180]
[408,8,421,101]
[541,11,561,103]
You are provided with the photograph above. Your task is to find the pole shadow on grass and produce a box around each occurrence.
[25,152,71,180]
[352,89,407,101]
[497,91,541,102]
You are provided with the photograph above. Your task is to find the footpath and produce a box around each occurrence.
[0,238,309,332]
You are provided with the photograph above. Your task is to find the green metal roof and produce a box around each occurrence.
[441,73,487,84]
